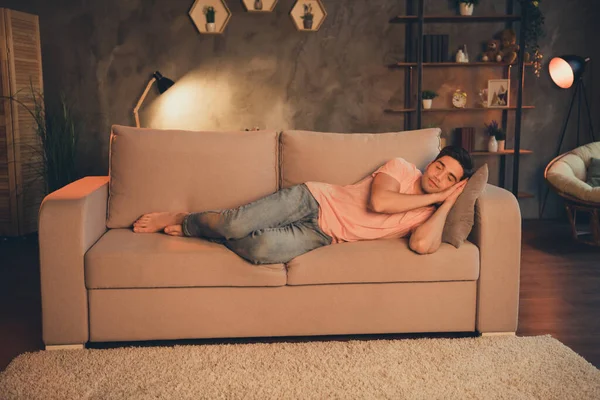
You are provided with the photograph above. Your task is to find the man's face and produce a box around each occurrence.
[420,156,464,194]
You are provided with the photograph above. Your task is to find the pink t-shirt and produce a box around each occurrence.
[304,157,435,244]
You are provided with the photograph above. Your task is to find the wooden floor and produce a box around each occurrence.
[1,219,599,372]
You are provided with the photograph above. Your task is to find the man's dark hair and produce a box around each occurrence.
[433,145,474,180]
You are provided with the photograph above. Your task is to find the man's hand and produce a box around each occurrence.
[444,179,468,206]
[434,180,468,205]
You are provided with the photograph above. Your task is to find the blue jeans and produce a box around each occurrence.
[181,183,333,265]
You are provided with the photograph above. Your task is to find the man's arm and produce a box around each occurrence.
[408,180,467,254]
[369,172,458,214]
[408,202,452,255]
[369,173,441,213]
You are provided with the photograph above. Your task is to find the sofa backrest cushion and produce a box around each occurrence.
[106,125,279,229]
[586,157,600,187]
[279,128,442,188]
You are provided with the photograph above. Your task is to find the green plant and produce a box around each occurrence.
[301,3,314,20]
[204,6,216,23]
[422,90,439,100]
[2,84,81,195]
[484,120,505,140]
[457,0,480,5]
[519,0,545,77]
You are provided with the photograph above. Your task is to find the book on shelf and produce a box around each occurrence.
[441,35,449,62]
[423,35,431,62]
[456,127,475,152]
[432,35,439,62]
[413,34,449,63]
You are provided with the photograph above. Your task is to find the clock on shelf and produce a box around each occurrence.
[452,89,467,108]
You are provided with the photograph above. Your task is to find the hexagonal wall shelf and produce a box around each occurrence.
[189,0,232,35]
[242,0,278,13]
[290,0,327,31]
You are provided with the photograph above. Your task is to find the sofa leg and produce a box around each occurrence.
[45,344,85,351]
[480,332,516,337]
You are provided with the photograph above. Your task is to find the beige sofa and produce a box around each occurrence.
[38,125,521,350]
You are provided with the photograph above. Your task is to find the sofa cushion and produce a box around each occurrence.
[85,229,286,289]
[442,164,489,248]
[279,128,442,188]
[286,238,479,285]
[586,157,600,187]
[107,125,279,228]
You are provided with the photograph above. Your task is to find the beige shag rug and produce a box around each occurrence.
[1,334,599,399]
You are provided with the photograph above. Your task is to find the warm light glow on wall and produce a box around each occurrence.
[141,58,295,131]
[549,57,574,89]
[145,72,234,131]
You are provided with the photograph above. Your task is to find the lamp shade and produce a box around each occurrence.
[549,55,590,89]
[153,71,175,94]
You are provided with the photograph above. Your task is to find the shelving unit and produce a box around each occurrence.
[388,62,533,68]
[384,106,535,113]
[470,149,533,155]
[389,15,521,23]
[388,0,531,199]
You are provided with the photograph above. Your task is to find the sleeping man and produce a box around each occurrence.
[132,145,474,264]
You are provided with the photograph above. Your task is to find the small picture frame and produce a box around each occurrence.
[487,79,510,108]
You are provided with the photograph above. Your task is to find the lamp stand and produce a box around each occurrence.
[133,77,157,128]
[540,79,596,219]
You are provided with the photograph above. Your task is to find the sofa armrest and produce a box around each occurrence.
[467,184,521,334]
[39,176,109,346]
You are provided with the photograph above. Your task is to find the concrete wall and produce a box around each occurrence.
[2,0,599,219]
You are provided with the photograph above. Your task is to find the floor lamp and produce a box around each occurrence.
[540,55,596,218]
[133,71,175,128]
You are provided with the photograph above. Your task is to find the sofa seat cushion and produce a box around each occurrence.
[85,229,286,289]
[286,238,479,285]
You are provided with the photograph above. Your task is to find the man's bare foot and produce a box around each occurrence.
[164,225,184,237]
[133,212,190,233]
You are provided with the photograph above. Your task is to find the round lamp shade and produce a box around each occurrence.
[153,71,175,94]
[549,55,589,89]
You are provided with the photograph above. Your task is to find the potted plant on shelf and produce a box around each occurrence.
[457,0,479,16]
[485,120,505,152]
[204,6,217,32]
[301,3,314,30]
[519,0,546,78]
[422,90,438,109]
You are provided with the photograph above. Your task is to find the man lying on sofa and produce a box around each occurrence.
[133,145,474,264]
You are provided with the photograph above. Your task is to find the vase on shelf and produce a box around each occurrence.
[459,3,474,16]
[254,0,263,10]
[488,136,498,153]
[497,140,505,152]
[206,22,216,32]
[422,99,432,109]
